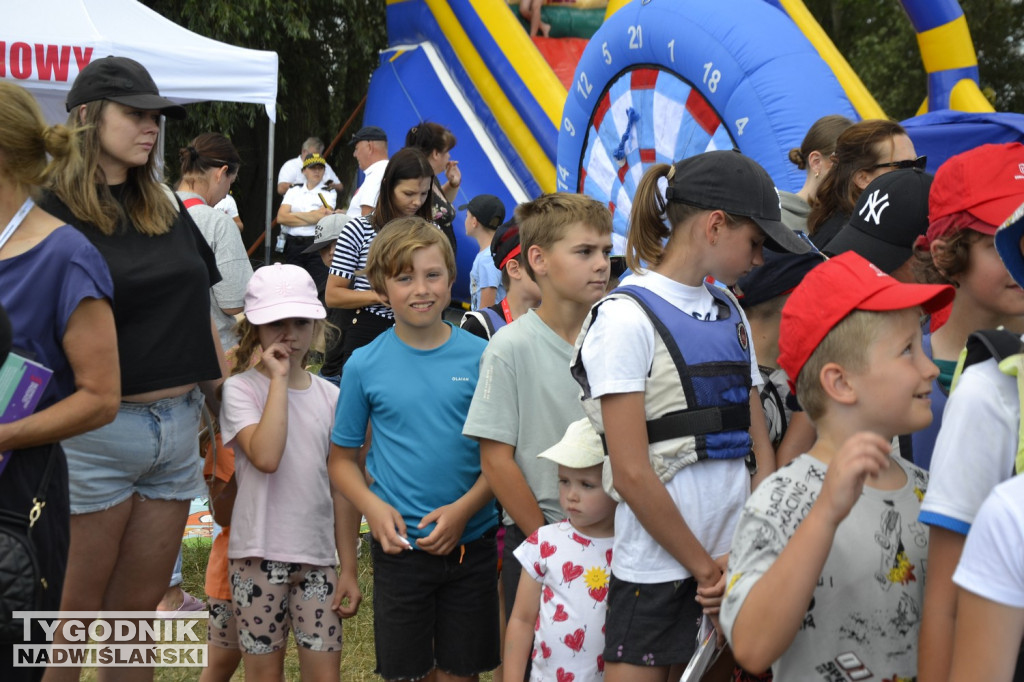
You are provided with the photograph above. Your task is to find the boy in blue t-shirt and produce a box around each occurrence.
[328,216,499,681]
[462,193,507,311]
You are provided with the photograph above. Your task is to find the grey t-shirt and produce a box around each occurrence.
[721,454,929,681]
[463,310,585,526]
[179,192,253,351]
[780,190,810,233]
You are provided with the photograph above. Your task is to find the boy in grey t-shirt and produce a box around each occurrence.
[721,253,954,680]
[463,193,613,616]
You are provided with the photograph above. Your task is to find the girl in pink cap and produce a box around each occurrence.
[219,264,361,680]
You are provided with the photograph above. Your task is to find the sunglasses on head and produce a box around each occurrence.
[868,155,927,171]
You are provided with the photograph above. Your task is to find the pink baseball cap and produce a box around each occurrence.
[244,264,326,325]
[778,252,954,394]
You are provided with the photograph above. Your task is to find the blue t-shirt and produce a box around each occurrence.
[0,225,113,408]
[331,323,495,544]
[469,248,505,311]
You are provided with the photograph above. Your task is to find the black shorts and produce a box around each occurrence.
[370,532,500,680]
[603,575,702,667]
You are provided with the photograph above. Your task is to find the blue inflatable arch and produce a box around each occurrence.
[558,0,857,243]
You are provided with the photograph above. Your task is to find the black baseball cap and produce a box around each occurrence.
[351,126,387,144]
[733,249,826,308]
[66,56,186,119]
[491,218,522,270]
[664,149,810,254]
[824,169,933,273]
[459,194,506,229]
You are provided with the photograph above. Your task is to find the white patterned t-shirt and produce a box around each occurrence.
[721,454,929,681]
[514,521,614,682]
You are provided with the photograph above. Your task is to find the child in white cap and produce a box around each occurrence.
[218,264,361,678]
[505,418,616,682]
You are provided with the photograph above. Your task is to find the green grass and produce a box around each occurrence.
[78,540,378,681]
[79,540,495,680]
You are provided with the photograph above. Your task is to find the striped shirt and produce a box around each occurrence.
[328,214,393,320]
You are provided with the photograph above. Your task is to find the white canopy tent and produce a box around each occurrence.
[2,0,280,257]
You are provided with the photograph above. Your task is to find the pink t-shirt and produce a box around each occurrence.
[221,369,340,565]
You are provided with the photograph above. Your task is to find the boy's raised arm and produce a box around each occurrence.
[480,438,546,537]
[727,432,891,673]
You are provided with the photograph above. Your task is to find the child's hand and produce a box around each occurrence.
[332,570,362,619]
[366,498,411,554]
[415,504,469,556]
[260,341,292,378]
[696,553,729,614]
[819,432,891,527]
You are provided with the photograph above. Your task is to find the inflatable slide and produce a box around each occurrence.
[367,0,1024,301]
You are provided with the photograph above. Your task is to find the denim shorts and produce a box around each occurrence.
[370,531,500,680]
[62,387,207,514]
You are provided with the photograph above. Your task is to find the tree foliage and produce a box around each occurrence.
[804,0,1024,121]
[141,0,387,251]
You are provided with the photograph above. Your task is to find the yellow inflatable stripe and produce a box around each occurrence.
[469,0,566,126]
[950,78,995,113]
[779,0,885,120]
[423,0,556,191]
[915,15,978,73]
[604,0,629,20]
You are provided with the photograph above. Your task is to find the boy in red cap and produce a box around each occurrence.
[720,251,954,680]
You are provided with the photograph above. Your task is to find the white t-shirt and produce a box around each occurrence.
[514,521,613,682]
[280,183,337,237]
[214,194,239,219]
[919,349,1021,535]
[578,270,761,583]
[953,475,1024,608]
[221,369,340,566]
[277,155,340,188]
[346,158,388,216]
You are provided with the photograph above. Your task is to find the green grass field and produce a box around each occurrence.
[77,539,377,681]
[78,539,496,681]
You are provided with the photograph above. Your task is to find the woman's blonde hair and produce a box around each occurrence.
[0,82,81,191]
[47,100,177,236]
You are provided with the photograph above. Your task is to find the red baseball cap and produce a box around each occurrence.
[923,142,1024,245]
[778,252,955,394]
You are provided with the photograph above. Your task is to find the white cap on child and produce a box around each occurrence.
[537,418,605,469]
[244,263,326,325]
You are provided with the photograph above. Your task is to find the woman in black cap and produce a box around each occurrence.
[39,56,224,679]
[0,81,118,682]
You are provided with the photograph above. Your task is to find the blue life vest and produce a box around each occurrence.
[574,283,753,465]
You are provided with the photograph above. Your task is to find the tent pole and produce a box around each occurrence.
[265,119,275,267]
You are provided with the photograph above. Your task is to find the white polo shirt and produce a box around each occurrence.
[280,183,337,237]
[346,159,389,216]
